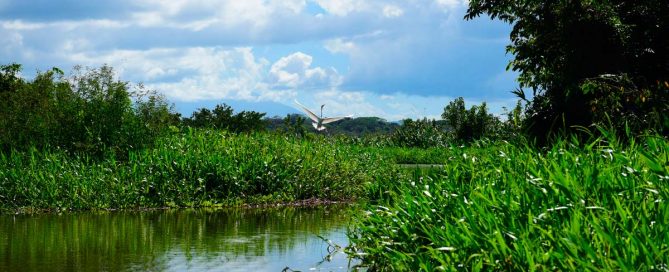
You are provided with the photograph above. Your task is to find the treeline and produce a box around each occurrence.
[385,98,524,148]
[0,61,554,154]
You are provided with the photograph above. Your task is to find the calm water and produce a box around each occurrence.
[0,205,360,271]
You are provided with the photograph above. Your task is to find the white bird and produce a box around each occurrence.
[294,100,353,131]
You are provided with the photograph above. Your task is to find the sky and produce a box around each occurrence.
[0,0,519,121]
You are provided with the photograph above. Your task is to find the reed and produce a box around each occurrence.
[348,135,669,271]
[0,129,401,212]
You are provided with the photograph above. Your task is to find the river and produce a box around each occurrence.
[0,205,360,271]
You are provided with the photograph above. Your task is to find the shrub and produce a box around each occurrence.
[390,118,448,148]
[0,63,178,156]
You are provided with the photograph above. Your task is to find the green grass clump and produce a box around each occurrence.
[348,137,669,271]
[0,130,401,212]
[353,146,453,165]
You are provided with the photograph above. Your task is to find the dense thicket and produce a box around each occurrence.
[0,64,179,156]
[466,0,669,142]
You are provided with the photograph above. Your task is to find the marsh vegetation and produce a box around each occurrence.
[2,0,669,270]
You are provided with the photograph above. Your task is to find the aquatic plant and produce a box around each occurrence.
[349,135,669,270]
[0,130,401,212]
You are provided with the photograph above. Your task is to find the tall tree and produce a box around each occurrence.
[466,0,669,141]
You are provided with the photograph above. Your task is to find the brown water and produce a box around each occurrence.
[0,205,359,271]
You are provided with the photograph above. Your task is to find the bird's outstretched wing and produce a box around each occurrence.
[294,100,320,122]
[322,115,353,124]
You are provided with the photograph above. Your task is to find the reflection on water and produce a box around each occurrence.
[0,205,358,271]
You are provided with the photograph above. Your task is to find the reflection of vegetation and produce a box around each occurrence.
[4,7,668,269]
[0,206,352,271]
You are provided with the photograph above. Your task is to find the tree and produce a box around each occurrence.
[0,63,177,155]
[183,103,266,133]
[442,97,501,142]
[391,118,448,148]
[279,114,308,137]
[465,0,669,142]
[0,63,23,94]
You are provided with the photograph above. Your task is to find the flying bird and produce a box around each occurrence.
[294,100,353,131]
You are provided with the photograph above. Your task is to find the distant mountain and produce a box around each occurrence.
[265,115,399,136]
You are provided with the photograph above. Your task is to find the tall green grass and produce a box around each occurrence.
[0,130,401,212]
[348,136,669,271]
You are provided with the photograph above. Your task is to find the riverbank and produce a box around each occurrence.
[0,130,402,214]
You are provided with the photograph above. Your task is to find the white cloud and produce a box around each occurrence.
[382,5,404,18]
[0,0,519,120]
[269,52,341,89]
[1,19,127,31]
[324,38,357,54]
[64,47,274,101]
[128,0,307,30]
[0,31,23,55]
[434,0,468,12]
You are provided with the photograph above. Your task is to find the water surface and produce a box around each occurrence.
[0,205,358,271]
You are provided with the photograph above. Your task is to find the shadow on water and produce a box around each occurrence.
[0,205,359,271]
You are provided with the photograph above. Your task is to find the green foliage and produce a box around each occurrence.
[183,103,267,133]
[0,64,70,150]
[581,75,669,139]
[68,65,139,155]
[134,89,182,142]
[349,135,669,270]
[279,114,309,138]
[499,100,527,142]
[390,118,448,148]
[0,63,23,94]
[325,117,399,136]
[0,64,178,156]
[442,97,503,142]
[0,130,401,212]
[465,0,669,142]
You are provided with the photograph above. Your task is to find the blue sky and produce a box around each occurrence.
[0,0,518,121]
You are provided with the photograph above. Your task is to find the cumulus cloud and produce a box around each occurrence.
[0,0,519,120]
[269,52,341,89]
[61,47,271,101]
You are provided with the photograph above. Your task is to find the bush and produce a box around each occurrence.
[0,63,178,156]
[442,97,504,142]
[390,119,448,148]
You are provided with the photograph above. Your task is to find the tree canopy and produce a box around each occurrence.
[466,0,669,141]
